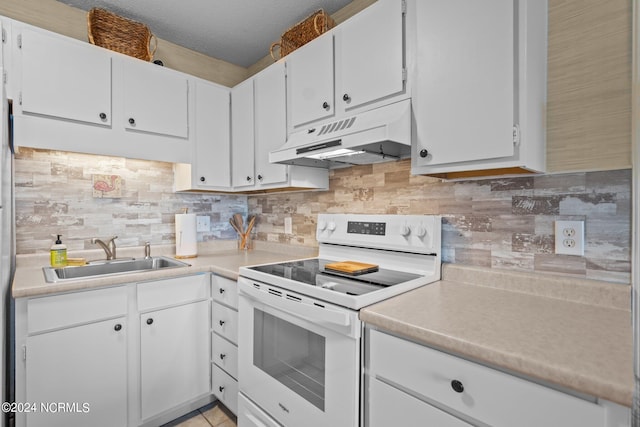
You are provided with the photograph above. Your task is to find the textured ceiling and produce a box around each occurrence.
[55,0,352,67]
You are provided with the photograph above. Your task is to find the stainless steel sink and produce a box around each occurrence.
[42,256,191,283]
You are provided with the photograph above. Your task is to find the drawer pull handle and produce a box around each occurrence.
[219,320,225,326]
[451,379,464,393]
[114,324,122,331]
[146,318,153,325]
[219,288,225,294]
[220,353,226,360]
[219,386,225,393]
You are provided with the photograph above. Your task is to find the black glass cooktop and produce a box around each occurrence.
[249,258,422,296]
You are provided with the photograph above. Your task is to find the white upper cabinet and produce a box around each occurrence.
[338,0,404,111]
[287,34,335,128]
[20,28,112,126]
[409,0,547,179]
[122,57,189,138]
[254,61,288,186]
[175,79,231,191]
[286,0,407,132]
[231,78,256,189]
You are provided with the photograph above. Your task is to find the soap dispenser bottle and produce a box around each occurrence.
[50,234,67,267]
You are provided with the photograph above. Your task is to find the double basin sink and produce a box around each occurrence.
[42,256,190,283]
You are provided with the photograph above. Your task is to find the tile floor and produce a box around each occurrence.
[162,402,237,427]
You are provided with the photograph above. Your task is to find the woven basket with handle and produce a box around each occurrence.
[270,9,336,60]
[87,8,157,61]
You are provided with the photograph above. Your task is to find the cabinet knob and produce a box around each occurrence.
[343,93,351,102]
[114,323,122,331]
[99,112,107,120]
[219,320,225,326]
[128,118,136,125]
[219,353,226,360]
[246,176,252,182]
[322,101,330,110]
[219,386,225,393]
[257,174,263,181]
[419,149,429,158]
[219,288,225,294]
[146,318,153,325]
[200,176,206,182]
[451,379,464,393]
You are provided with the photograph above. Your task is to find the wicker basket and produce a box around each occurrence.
[270,9,335,60]
[87,8,157,61]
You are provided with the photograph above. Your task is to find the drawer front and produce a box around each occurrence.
[238,393,280,427]
[138,273,210,311]
[369,330,605,427]
[369,377,471,427]
[212,275,238,309]
[28,286,127,334]
[212,333,238,379]
[212,301,238,345]
[212,364,238,415]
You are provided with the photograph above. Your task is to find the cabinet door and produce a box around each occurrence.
[254,62,288,186]
[20,28,111,126]
[25,318,127,427]
[231,79,255,189]
[287,34,335,128]
[413,0,514,166]
[194,80,231,188]
[140,300,210,420]
[122,58,189,138]
[339,0,405,111]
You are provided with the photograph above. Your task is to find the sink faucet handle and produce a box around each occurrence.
[144,241,151,259]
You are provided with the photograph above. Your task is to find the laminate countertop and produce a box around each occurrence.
[360,264,633,408]
[12,241,318,298]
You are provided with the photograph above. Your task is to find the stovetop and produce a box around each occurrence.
[248,258,422,296]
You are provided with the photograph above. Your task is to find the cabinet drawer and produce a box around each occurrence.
[369,330,605,427]
[28,286,127,334]
[138,274,209,311]
[212,333,238,380]
[212,301,238,345]
[212,275,238,309]
[212,364,238,415]
[369,377,471,427]
[238,393,280,427]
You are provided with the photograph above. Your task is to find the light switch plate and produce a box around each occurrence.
[554,220,584,256]
[196,216,210,232]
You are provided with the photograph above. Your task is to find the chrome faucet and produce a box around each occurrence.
[144,241,151,259]
[92,236,118,260]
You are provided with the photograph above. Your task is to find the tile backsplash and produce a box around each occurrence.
[248,160,631,284]
[15,150,631,284]
[14,148,246,254]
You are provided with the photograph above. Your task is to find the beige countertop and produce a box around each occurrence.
[12,241,317,298]
[360,264,633,408]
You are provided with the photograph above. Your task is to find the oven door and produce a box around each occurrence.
[238,277,360,427]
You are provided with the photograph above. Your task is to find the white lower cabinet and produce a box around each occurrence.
[238,393,280,427]
[367,329,628,427]
[139,300,210,420]
[25,317,128,427]
[211,275,239,415]
[15,274,213,427]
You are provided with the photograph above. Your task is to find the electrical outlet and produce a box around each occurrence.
[554,220,584,256]
[284,217,293,235]
[196,216,210,232]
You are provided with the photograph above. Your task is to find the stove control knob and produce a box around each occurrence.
[327,222,337,232]
[413,225,427,238]
[318,220,327,231]
[400,225,411,236]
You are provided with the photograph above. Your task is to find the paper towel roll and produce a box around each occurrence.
[175,213,197,258]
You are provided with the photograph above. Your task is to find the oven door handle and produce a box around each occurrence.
[242,284,351,327]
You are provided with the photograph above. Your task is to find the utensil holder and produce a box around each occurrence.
[238,233,253,251]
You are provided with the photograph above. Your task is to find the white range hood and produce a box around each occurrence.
[269,99,411,169]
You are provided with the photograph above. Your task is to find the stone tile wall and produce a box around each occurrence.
[15,149,631,284]
[248,160,631,284]
[14,148,246,254]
